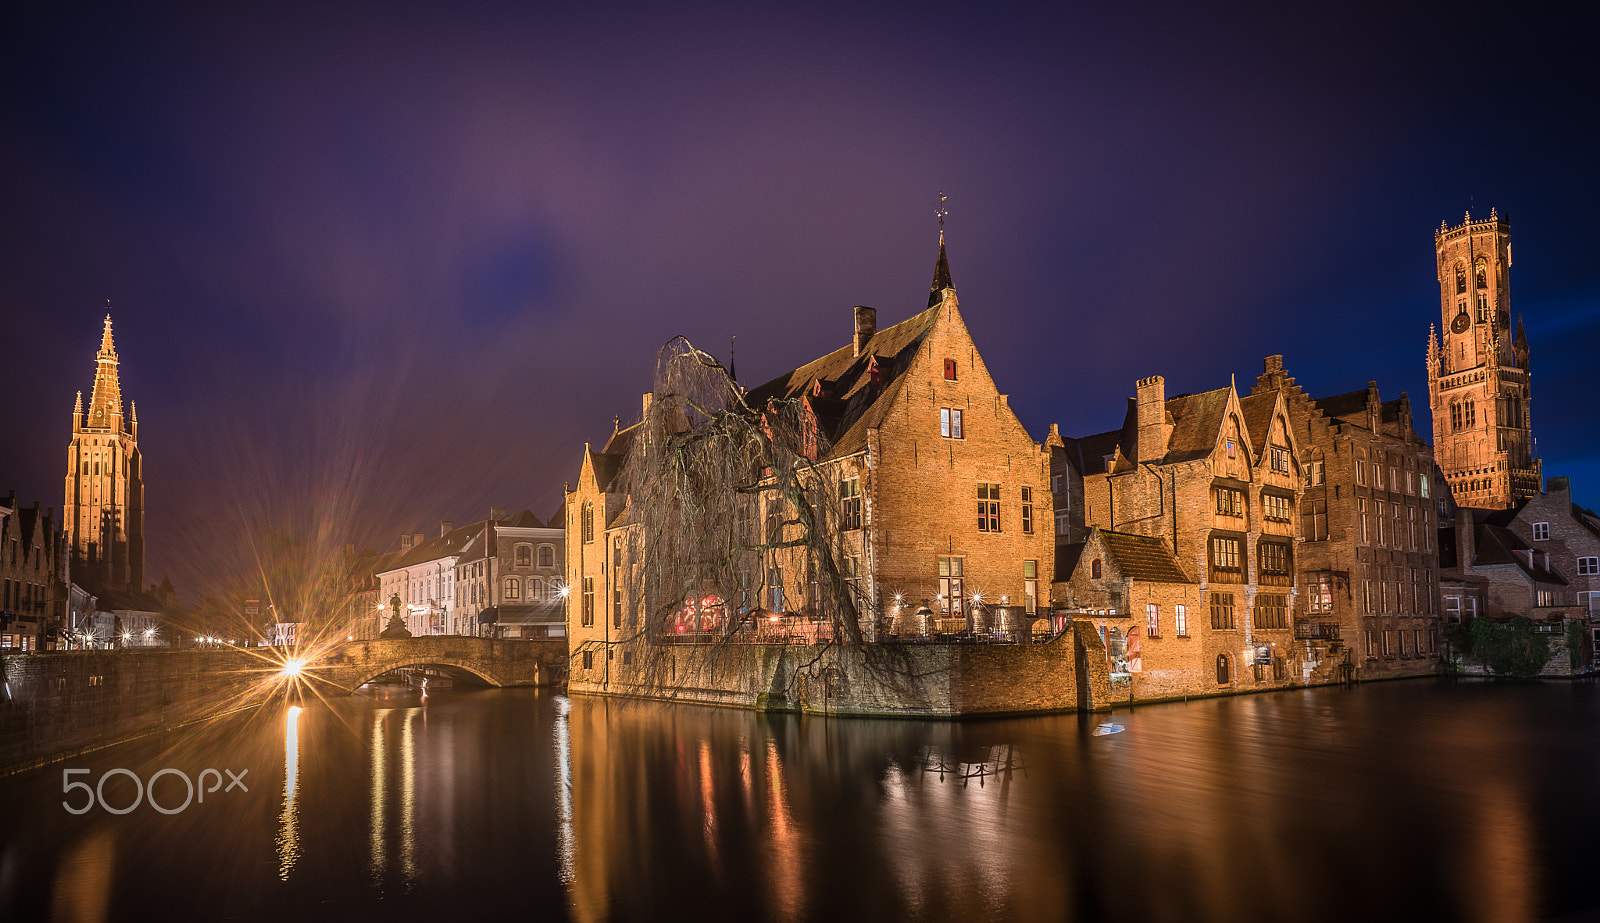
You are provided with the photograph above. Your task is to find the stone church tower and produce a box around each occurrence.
[1425,210,1538,510]
[64,315,145,592]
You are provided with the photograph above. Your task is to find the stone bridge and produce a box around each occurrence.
[1,637,568,775]
[310,637,567,693]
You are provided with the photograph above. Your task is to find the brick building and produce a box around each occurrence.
[1426,210,1539,510]
[566,237,1056,693]
[1436,477,1600,649]
[63,315,146,594]
[1251,357,1442,680]
[1054,373,1304,698]
[0,495,66,651]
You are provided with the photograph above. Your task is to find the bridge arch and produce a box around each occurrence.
[316,636,562,695]
[340,659,524,692]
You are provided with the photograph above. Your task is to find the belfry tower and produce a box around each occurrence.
[1425,210,1538,510]
[64,315,145,591]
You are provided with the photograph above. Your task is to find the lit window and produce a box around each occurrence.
[839,478,862,531]
[940,408,964,439]
[977,483,1000,532]
[516,544,532,567]
[1024,560,1037,615]
[937,557,964,613]
[505,577,520,599]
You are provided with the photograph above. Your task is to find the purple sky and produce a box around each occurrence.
[3,1,1597,602]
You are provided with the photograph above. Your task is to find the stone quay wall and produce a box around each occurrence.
[0,638,565,776]
[567,621,1113,717]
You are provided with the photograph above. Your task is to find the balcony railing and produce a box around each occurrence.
[1294,621,1340,641]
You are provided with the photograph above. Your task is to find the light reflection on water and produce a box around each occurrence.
[276,705,301,880]
[1,680,1598,922]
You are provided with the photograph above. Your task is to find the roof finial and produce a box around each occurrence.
[729,334,737,383]
[935,191,948,244]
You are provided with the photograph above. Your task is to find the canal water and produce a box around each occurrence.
[3,679,1599,922]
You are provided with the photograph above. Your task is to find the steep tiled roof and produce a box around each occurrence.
[390,522,482,570]
[1314,389,1369,422]
[1238,391,1278,459]
[745,303,943,460]
[1071,427,1128,476]
[500,509,544,528]
[1161,387,1231,464]
[587,449,625,493]
[1101,530,1194,584]
[1473,524,1567,584]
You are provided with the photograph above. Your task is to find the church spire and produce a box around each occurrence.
[929,192,955,308]
[84,313,125,433]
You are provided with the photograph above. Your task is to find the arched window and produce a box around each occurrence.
[1464,399,1475,427]
[1450,402,1461,432]
[1455,264,1466,294]
[1091,558,1102,579]
[581,502,595,543]
[528,578,544,600]
[515,544,532,567]
[1476,261,1488,289]
[1216,654,1231,684]
[538,545,555,568]
[505,577,521,600]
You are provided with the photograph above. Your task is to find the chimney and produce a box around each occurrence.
[1263,355,1283,373]
[400,533,414,550]
[441,521,454,537]
[490,507,506,523]
[1135,376,1171,463]
[853,306,877,357]
[413,532,425,548]
[1456,508,1475,574]
[1546,476,1571,504]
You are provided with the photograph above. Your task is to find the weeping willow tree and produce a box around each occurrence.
[618,337,868,663]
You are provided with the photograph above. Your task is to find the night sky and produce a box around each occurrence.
[3,1,1596,603]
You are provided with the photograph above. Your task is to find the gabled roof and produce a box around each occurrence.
[1069,428,1128,477]
[1161,387,1232,465]
[1238,391,1279,460]
[1314,388,1369,422]
[1100,530,1194,584]
[745,303,944,460]
[499,509,545,528]
[1473,524,1567,585]
[388,522,483,570]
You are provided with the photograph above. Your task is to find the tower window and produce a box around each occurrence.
[1476,263,1488,289]
[1455,265,1466,294]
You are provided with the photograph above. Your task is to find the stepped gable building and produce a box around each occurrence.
[64,315,145,593]
[566,237,1057,693]
[1055,373,1304,698]
[0,495,65,652]
[1252,356,1441,680]
[1426,210,1539,510]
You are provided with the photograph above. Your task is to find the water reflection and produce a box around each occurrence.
[3,682,1597,922]
[276,705,301,880]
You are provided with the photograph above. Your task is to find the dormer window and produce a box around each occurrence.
[944,358,957,381]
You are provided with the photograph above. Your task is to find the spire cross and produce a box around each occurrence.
[935,192,949,241]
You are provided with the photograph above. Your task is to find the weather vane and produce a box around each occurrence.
[936,192,948,235]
